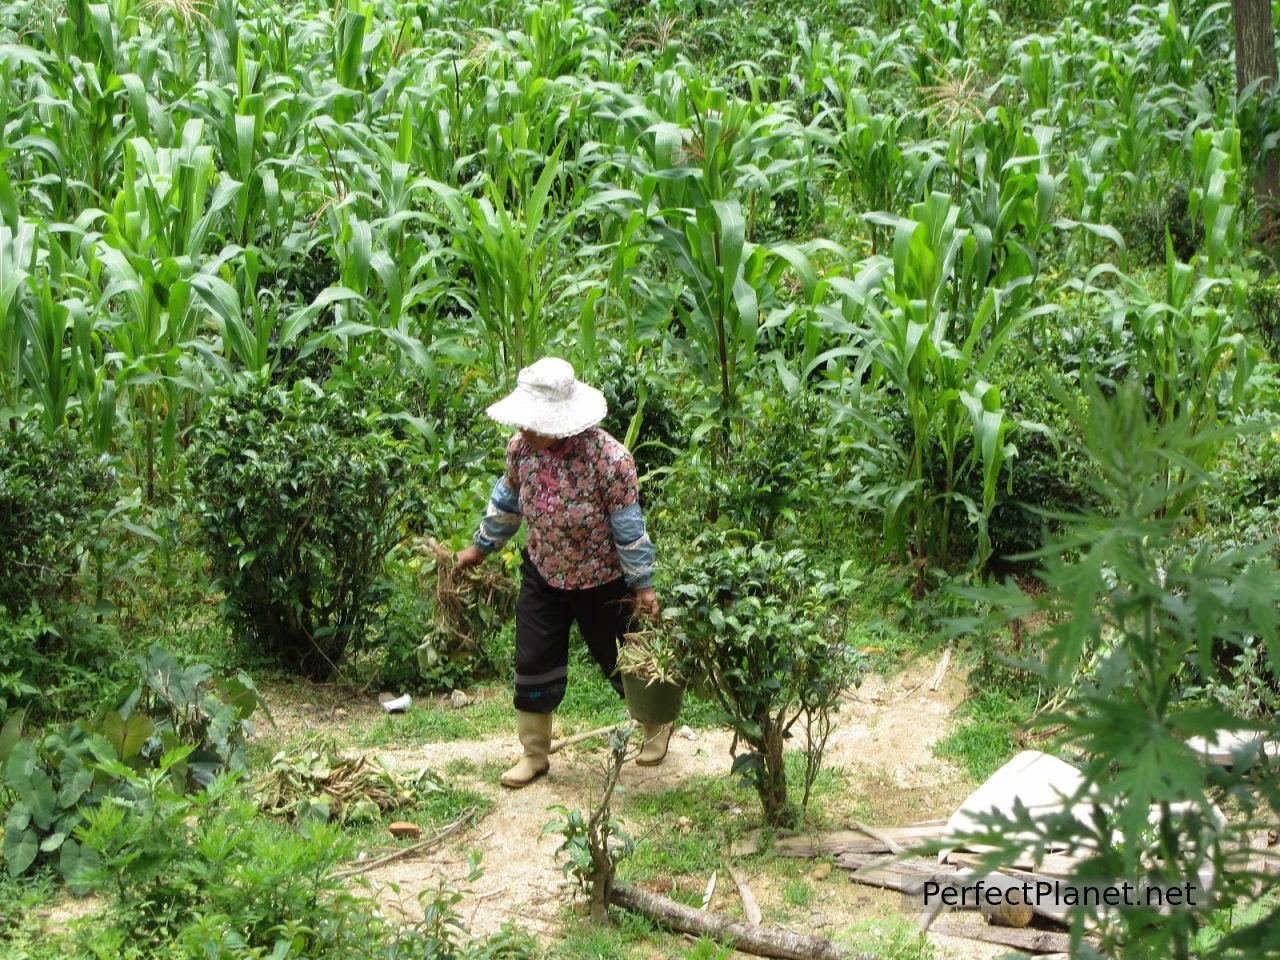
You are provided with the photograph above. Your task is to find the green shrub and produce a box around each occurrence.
[72,767,532,959]
[0,425,115,616]
[0,606,125,723]
[189,379,413,679]
[667,539,862,827]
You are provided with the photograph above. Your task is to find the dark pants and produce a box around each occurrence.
[513,552,632,714]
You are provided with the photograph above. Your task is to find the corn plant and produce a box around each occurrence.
[651,198,816,455]
[1186,125,1243,277]
[424,145,569,378]
[0,220,37,422]
[1065,240,1254,439]
[829,95,916,254]
[828,192,1028,577]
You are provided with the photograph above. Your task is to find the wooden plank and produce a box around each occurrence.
[945,850,1083,879]
[931,919,1073,953]
[844,856,956,895]
[745,822,948,860]
[837,855,1070,927]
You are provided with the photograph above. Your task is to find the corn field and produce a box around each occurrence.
[3,0,1280,955]
[1,0,1264,527]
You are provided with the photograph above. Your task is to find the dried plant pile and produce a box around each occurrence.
[415,538,516,672]
[618,623,683,686]
[258,740,446,824]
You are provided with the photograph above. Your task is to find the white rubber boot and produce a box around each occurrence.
[636,722,672,767]
[500,710,552,788]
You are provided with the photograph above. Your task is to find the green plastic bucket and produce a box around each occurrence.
[622,673,685,725]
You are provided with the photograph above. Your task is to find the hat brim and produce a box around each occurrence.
[485,382,607,439]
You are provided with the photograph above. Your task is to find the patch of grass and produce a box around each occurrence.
[443,756,477,777]
[421,783,493,827]
[0,873,84,960]
[784,878,812,907]
[777,752,852,827]
[312,783,492,857]
[932,690,1035,781]
[475,757,511,783]
[837,915,938,960]
[673,940,736,960]
[356,694,513,745]
[555,909,659,959]
[620,776,758,885]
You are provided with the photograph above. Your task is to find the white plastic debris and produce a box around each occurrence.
[676,725,696,740]
[381,694,412,713]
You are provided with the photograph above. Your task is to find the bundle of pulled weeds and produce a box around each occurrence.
[257,738,446,824]
[414,536,516,670]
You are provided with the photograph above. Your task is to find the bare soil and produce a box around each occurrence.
[261,655,1011,959]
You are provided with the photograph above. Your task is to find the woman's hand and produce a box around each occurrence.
[633,587,660,620]
[455,544,486,569]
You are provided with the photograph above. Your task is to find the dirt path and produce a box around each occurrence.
[273,654,1011,959]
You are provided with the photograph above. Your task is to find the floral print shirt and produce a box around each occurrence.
[473,428,656,590]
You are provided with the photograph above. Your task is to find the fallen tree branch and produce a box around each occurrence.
[727,861,763,925]
[609,882,871,960]
[333,806,478,879]
[928,648,952,692]
[550,724,622,754]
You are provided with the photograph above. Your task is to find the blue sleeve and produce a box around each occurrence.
[473,474,523,553]
[608,502,655,589]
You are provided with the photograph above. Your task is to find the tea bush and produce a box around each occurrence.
[0,425,115,615]
[0,426,121,720]
[189,379,413,679]
[668,538,862,826]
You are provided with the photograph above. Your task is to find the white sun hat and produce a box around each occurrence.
[485,357,608,438]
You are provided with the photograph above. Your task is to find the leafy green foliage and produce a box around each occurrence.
[0,646,263,883]
[932,690,1035,781]
[0,606,124,723]
[189,379,413,679]
[955,383,1280,958]
[667,540,862,826]
[0,425,115,616]
[72,767,422,959]
[119,645,265,789]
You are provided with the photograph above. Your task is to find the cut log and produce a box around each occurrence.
[931,918,1072,953]
[981,899,1034,928]
[727,862,764,926]
[609,882,870,960]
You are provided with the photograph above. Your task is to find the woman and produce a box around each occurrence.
[455,357,669,788]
